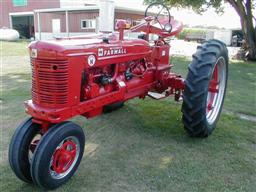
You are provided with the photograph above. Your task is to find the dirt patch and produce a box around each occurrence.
[223,109,256,123]
[237,113,256,122]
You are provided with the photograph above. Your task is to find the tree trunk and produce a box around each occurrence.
[241,15,256,60]
[242,0,256,60]
[227,0,256,61]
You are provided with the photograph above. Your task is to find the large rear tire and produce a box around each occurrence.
[181,39,228,137]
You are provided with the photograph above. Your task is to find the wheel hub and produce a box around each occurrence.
[52,141,77,174]
[207,65,219,111]
[29,139,40,153]
[28,135,42,163]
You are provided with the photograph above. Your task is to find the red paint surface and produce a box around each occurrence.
[52,140,77,174]
[24,15,184,131]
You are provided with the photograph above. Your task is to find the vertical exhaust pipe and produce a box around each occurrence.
[99,0,115,33]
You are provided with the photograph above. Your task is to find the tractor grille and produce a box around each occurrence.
[31,58,69,106]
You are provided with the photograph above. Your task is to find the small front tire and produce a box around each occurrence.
[9,117,41,183]
[30,121,85,190]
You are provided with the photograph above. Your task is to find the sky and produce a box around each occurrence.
[81,0,256,29]
[113,0,242,29]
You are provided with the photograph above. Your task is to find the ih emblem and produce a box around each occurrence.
[88,55,96,66]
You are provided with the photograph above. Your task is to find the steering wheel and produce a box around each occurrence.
[144,3,171,31]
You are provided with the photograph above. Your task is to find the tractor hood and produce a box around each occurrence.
[28,38,106,59]
[28,36,151,66]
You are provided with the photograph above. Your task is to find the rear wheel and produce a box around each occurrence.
[30,121,85,190]
[181,39,228,137]
[9,118,41,182]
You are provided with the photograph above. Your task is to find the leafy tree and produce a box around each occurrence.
[144,0,256,61]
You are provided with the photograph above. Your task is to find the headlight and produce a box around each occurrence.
[31,49,37,58]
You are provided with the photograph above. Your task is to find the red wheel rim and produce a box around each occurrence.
[206,57,227,125]
[207,64,219,112]
[49,136,80,179]
[52,140,77,174]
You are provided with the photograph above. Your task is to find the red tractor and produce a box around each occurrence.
[9,3,228,190]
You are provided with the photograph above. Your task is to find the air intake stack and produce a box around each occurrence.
[99,0,115,33]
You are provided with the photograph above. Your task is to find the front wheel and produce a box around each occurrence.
[30,122,85,190]
[9,118,41,183]
[182,39,228,137]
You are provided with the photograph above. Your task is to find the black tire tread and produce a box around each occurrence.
[31,121,85,190]
[182,39,228,137]
[9,117,39,183]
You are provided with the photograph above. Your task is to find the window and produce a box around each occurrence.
[13,0,27,6]
[81,20,96,29]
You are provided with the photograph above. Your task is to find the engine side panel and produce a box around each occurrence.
[26,38,178,123]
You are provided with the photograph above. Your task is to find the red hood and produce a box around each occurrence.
[28,36,150,60]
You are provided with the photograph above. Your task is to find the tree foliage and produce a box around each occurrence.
[144,0,224,13]
[144,0,256,60]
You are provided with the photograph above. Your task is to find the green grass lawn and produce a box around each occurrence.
[172,56,256,116]
[0,41,256,192]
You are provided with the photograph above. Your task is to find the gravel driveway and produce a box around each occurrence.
[169,39,240,58]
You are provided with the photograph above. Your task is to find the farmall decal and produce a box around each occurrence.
[98,47,127,57]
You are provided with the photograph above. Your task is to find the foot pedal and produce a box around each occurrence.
[148,92,166,100]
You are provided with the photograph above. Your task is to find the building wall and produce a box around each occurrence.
[0,0,60,27]
[34,11,99,33]
[115,11,144,22]
[34,10,144,32]
[33,8,145,40]
[34,12,66,33]
[60,0,97,8]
